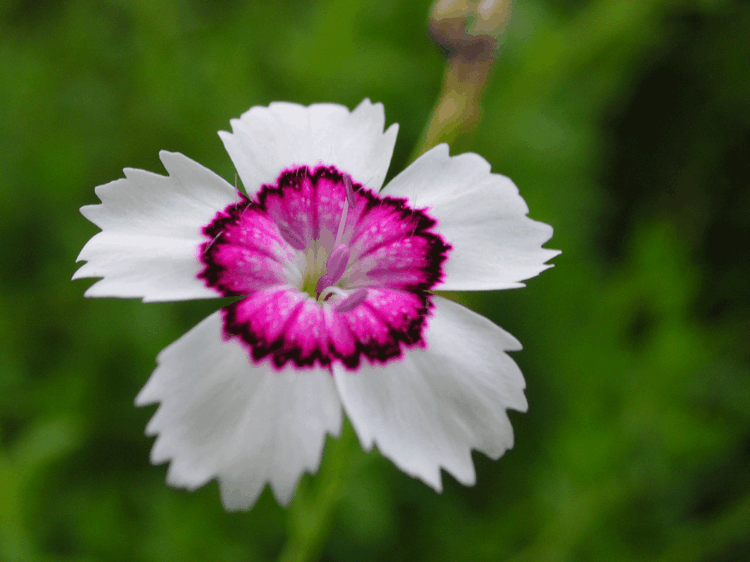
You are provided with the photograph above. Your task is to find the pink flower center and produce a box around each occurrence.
[198,165,451,371]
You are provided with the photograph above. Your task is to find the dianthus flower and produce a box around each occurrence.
[74,100,558,509]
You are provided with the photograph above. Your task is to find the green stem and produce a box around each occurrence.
[408,53,496,164]
[278,421,358,562]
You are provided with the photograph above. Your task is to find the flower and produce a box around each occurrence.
[74,99,558,510]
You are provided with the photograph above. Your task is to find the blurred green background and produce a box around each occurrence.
[1,0,749,560]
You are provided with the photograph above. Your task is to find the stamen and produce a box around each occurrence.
[335,288,368,313]
[277,224,306,250]
[333,198,349,248]
[334,174,358,248]
[343,173,356,208]
[326,244,350,284]
[315,273,332,297]
[202,232,222,255]
[318,285,348,302]
[315,244,350,296]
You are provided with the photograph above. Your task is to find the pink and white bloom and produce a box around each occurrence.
[74,100,558,510]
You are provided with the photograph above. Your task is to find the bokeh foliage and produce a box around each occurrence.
[1,0,749,560]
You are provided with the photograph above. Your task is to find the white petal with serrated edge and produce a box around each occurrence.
[136,311,342,510]
[334,296,527,491]
[219,99,398,196]
[381,144,560,291]
[73,151,242,302]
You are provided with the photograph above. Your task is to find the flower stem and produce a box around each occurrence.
[278,421,358,562]
[409,0,513,163]
[409,54,495,163]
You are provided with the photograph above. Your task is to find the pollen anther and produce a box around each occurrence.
[326,244,350,284]
[336,288,368,313]
[343,173,356,208]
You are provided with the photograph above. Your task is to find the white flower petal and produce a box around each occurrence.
[334,296,527,491]
[381,144,560,291]
[219,99,398,195]
[73,151,242,302]
[136,311,342,509]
